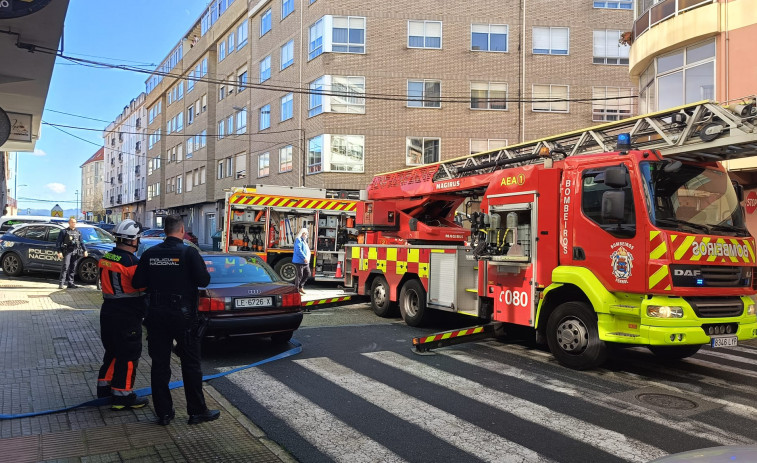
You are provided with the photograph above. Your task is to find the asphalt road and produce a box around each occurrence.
[201,289,757,463]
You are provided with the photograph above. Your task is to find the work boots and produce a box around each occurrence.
[111,393,149,410]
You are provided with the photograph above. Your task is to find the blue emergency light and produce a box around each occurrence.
[617,133,632,150]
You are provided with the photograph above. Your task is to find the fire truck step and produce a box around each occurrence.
[412,324,500,354]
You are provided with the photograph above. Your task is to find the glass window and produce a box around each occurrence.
[280,145,293,172]
[226,157,233,178]
[687,40,716,64]
[237,20,249,49]
[227,114,234,134]
[593,1,632,9]
[331,76,365,113]
[532,84,569,112]
[218,120,225,139]
[593,30,629,65]
[329,134,364,172]
[592,87,634,122]
[235,153,247,179]
[237,68,248,91]
[533,27,569,55]
[228,32,235,52]
[471,24,508,52]
[258,152,270,177]
[309,18,324,60]
[282,0,294,18]
[308,135,323,173]
[470,139,508,154]
[406,137,440,165]
[281,93,293,121]
[204,255,278,284]
[260,55,271,83]
[281,40,294,69]
[261,9,272,36]
[408,20,442,49]
[236,108,248,134]
[657,50,684,74]
[581,165,636,238]
[685,61,715,102]
[470,82,507,110]
[309,77,324,116]
[658,72,683,109]
[259,104,271,130]
[407,79,441,108]
[219,41,226,61]
[24,226,48,241]
[332,16,365,53]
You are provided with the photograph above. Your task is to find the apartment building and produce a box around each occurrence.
[103,94,148,224]
[628,0,757,232]
[144,0,635,245]
[79,147,105,222]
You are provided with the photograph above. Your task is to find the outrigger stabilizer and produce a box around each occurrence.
[412,323,506,354]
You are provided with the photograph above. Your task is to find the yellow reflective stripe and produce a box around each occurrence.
[650,241,667,260]
[386,248,397,262]
[692,237,709,261]
[649,230,660,241]
[441,332,452,340]
[674,235,695,260]
[648,265,669,289]
[351,247,360,259]
[747,241,755,263]
[407,249,419,263]
[368,247,378,260]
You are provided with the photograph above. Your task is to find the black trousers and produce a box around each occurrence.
[145,307,206,417]
[59,252,80,286]
[97,305,143,393]
[294,263,311,289]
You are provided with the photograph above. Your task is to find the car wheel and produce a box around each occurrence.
[274,257,297,283]
[546,301,608,370]
[399,279,428,327]
[648,345,701,360]
[271,331,294,344]
[370,276,398,317]
[1,253,24,277]
[77,257,99,284]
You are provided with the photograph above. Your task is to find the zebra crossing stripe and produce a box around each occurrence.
[227,368,407,463]
[443,347,752,446]
[364,351,667,463]
[295,357,551,463]
[697,349,757,367]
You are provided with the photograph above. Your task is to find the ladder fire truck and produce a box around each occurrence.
[345,98,757,369]
[222,185,363,282]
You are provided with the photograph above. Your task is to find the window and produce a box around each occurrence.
[227,114,234,134]
[226,156,233,178]
[408,20,441,49]
[308,135,322,173]
[237,68,248,91]
[195,99,201,116]
[470,139,508,154]
[228,32,235,53]
[593,30,629,65]
[219,84,226,101]
[332,16,365,53]
[280,40,294,69]
[218,41,226,61]
[218,120,225,139]
[258,152,270,177]
[237,20,249,49]
[201,58,208,76]
[309,77,324,116]
[281,93,293,121]
[236,108,248,134]
[260,55,271,82]
[593,1,632,9]
[471,24,508,52]
[202,94,207,112]
[200,166,206,184]
[407,80,441,108]
[331,76,365,113]
[309,19,324,60]
[470,82,507,110]
[187,70,195,93]
[282,0,294,18]
[176,112,184,131]
[592,87,634,122]
[236,153,247,178]
[148,102,161,124]
[329,134,364,172]
[279,145,293,172]
[259,105,271,130]
[186,173,193,192]
[177,82,184,100]
[261,9,272,36]
[193,169,199,186]
[177,176,182,194]
[532,84,569,112]
[406,137,440,165]
[217,160,224,179]
[228,73,235,93]
[199,130,207,147]
[187,137,194,158]
[581,165,636,238]
[533,27,569,55]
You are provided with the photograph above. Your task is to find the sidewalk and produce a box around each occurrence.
[0,276,295,463]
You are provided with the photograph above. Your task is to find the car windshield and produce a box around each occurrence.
[79,227,115,243]
[204,255,279,284]
[640,161,748,236]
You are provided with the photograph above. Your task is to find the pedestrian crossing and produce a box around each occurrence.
[221,341,757,463]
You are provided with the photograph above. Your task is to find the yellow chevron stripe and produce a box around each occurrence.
[707,239,726,262]
[649,230,660,241]
[747,241,755,263]
[674,235,695,260]
[648,265,669,289]
[650,241,667,260]
[692,237,709,262]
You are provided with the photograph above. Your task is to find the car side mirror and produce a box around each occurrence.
[733,181,744,203]
[604,166,628,189]
[602,190,626,222]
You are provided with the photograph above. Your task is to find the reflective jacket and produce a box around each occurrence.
[99,247,147,315]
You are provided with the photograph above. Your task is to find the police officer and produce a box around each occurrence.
[56,217,88,289]
[132,215,220,426]
[96,219,149,410]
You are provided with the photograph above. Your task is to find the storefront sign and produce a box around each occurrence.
[7,112,32,142]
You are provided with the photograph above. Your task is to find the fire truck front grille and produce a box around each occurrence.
[685,297,745,318]
[670,265,750,288]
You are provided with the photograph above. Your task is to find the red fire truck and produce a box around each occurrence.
[345,99,757,369]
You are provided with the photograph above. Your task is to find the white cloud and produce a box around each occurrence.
[31,148,46,156]
[46,183,66,194]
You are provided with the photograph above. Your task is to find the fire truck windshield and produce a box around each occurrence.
[640,161,748,236]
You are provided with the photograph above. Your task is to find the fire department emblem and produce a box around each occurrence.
[611,246,633,283]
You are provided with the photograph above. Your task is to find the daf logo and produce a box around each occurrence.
[673,269,701,277]
[248,289,262,294]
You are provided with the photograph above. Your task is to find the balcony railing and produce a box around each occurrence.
[634,0,714,39]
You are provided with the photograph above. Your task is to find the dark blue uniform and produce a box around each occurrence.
[55,226,85,287]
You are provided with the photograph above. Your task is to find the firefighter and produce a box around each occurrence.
[96,219,149,410]
[132,215,220,426]
[55,217,88,289]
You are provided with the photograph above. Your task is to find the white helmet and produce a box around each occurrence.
[112,220,142,241]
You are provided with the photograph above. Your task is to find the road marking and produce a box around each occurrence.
[698,349,757,366]
[295,357,551,463]
[364,351,667,463]
[441,347,752,446]
[227,368,407,463]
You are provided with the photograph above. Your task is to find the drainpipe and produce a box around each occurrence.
[520,0,526,143]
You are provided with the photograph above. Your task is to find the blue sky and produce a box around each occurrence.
[14,0,210,213]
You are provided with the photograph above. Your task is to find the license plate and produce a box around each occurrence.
[711,336,738,348]
[234,297,273,308]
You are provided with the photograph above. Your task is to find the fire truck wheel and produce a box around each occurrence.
[370,277,398,317]
[400,279,428,327]
[648,345,701,360]
[546,301,607,370]
[273,257,297,283]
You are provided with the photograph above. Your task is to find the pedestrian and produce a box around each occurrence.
[132,215,220,426]
[293,228,311,295]
[55,217,88,289]
[96,219,149,410]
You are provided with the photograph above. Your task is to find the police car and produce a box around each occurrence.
[0,223,115,284]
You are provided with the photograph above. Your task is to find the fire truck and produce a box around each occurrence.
[222,185,363,282]
[345,98,757,369]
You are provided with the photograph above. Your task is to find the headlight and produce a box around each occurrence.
[748,297,757,316]
[647,306,684,318]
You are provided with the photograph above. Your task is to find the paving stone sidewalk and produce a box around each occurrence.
[0,276,295,463]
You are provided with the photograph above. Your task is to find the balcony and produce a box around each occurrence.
[633,0,713,39]
[134,189,140,200]
[117,195,123,204]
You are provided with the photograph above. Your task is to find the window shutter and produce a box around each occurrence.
[593,30,606,57]
[552,28,569,53]
[533,27,550,51]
